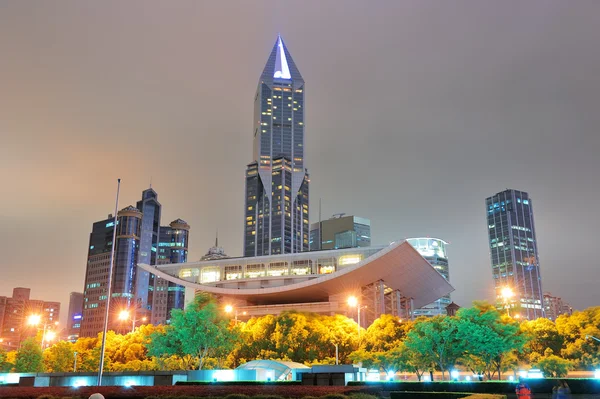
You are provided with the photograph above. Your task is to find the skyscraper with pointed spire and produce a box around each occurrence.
[244,35,309,256]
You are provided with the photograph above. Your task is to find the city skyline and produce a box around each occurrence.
[1,2,599,327]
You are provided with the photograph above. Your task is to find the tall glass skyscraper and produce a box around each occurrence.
[244,35,309,256]
[151,219,189,325]
[486,189,544,319]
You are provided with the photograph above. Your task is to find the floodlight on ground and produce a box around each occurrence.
[594,369,600,379]
[451,370,459,380]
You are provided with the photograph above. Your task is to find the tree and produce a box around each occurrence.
[519,317,563,363]
[0,348,13,372]
[363,314,411,352]
[456,303,528,379]
[405,316,464,380]
[44,341,74,372]
[15,338,44,372]
[537,353,574,377]
[146,293,238,370]
[393,341,431,381]
[555,307,600,369]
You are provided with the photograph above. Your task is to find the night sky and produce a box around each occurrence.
[1,1,599,326]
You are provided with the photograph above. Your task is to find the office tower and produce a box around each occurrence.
[244,35,309,257]
[151,219,190,325]
[407,238,451,317]
[136,188,161,319]
[0,288,60,350]
[486,189,544,319]
[80,206,142,337]
[66,292,83,341]
[309,214,371,251]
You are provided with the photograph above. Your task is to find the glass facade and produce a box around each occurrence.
[486,189,544,319]
[136,188,161,318]
[81,206,142,337]
[152,219,189,324]
[309,215,371,251]
[244,36,309,257]
[407,238,451,317]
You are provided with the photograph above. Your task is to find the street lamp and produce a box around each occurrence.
[586,335,600,343]
[28,314,58,350]
[225,305,246,324]
[119,310,147,333]
[500,287,514,317]
[347,296,367,338]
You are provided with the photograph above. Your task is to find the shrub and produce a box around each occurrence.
[320,394,348,399]
[224,394,251,399]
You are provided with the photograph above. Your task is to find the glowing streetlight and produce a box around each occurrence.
[28,315,58,350]
[119,309,147,332]
[347,296,367,338]
[119,310,130,321]
[501,287,514,317]
[225,305,245,323]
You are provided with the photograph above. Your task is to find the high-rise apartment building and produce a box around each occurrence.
[66,292,83,341]
[407,238,451,317]
[309,214,371,251]
[486,189,544,319]
[151,219,190,325]
[244,35,309,257]
[0,288,60,350]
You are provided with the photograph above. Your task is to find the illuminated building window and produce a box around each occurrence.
[338,254,363,266]
[200,267,220,284]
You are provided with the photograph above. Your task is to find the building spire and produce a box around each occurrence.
[215,229,219,247]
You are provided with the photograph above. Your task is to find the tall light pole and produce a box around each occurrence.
[73,351,78,372]
[98,178,121,387]
[348,296,367,339]
[501,286,514,317]
[225,305,246,324]
[27,315,58,350]
[119,310,147,333]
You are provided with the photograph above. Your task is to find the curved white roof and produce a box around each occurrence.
[137,240,454,309]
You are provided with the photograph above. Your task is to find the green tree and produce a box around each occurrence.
[43,341,74,372]
[456,303,528,379]
[405,316,464,380]
[15,338,44,372]
[146,293,238,370]
[537,353,574,377]
[393,341,431,381]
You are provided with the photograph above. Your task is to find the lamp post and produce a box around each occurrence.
[347,296,367,338]
[27,315,58,350]
[118,310,147,333]
[225,305,246,324]
[73,351,78,372]
[500,287,514,317]
[586,335,600,343]
[98,178,121,387]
